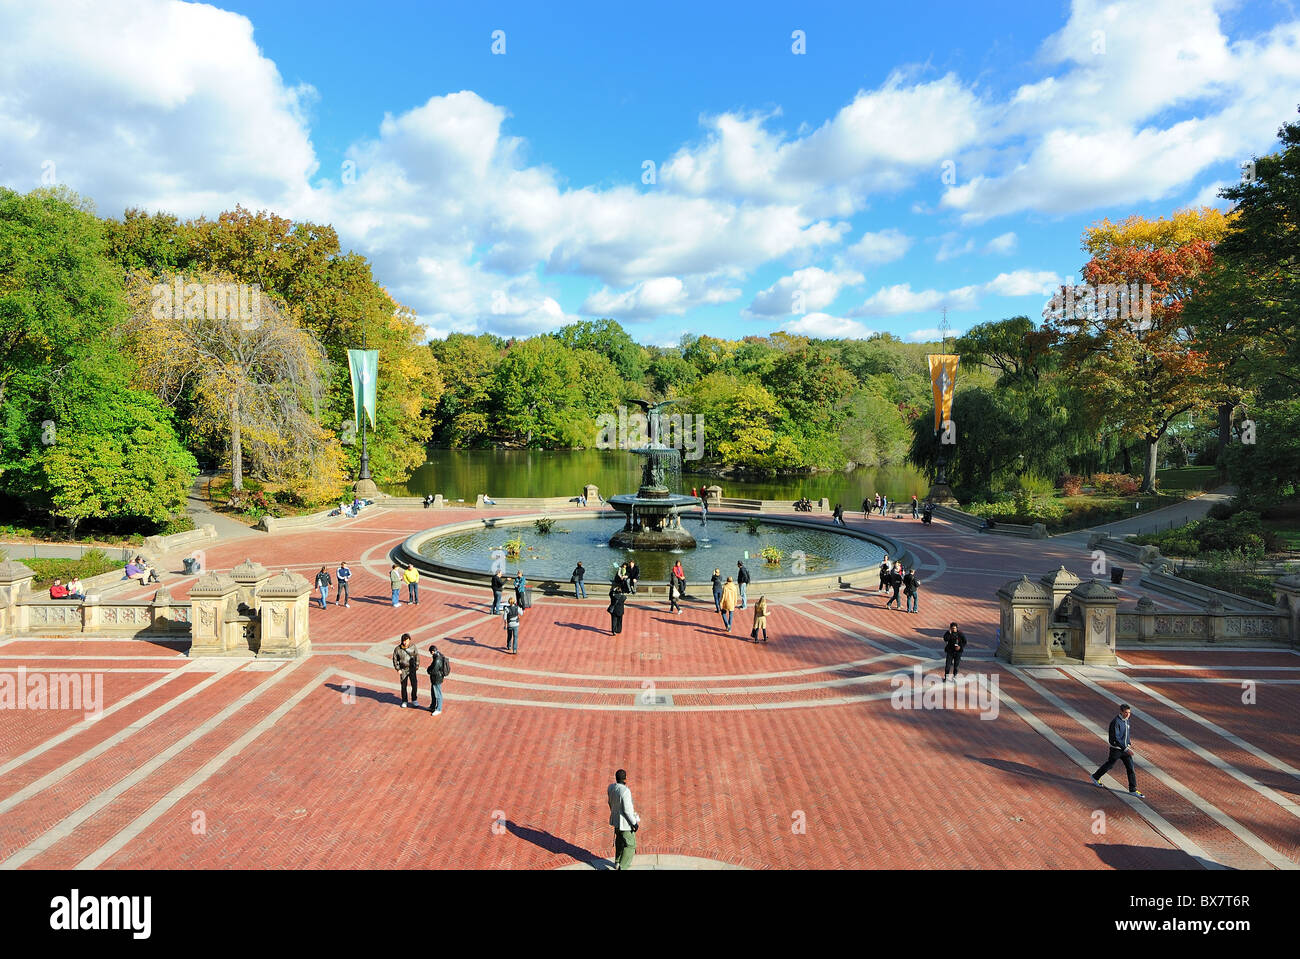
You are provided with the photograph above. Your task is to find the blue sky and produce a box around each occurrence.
[1,0,1296,345]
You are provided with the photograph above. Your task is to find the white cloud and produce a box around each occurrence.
[983,270,1061,296]
[841,228,912,266]
[775,313,877,339]
[935,233,976,262]
[985,231,1018,254]
[904,327,964,343]
[748,267,863,316]
[1188,179,1232,210]
[581,275,742,319]
[850,269,1061,316]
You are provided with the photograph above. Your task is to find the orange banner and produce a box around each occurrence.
[928,354,959,432]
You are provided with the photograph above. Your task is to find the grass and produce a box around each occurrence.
[1262,519,1300,551]
[1156,466,1224,492]
[25,551,126,590]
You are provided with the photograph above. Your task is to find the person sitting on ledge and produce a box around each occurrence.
[66,577,86,600]
[483,495,496,505]
[49,579,69,599]
[125,557,161,585]
[423,494,435,508]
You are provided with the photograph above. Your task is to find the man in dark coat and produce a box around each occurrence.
[885,565,903,609]
[392,633,419,708]
[903,568,919,614]
[608,587,627,636]
[571,561,586,599]
[490,569,506,614]
[627,560,640,595]
[878,556,891,593]
[1091,704,1145,797]
[942,622,967,680]
[736,561,751,608]
[711,568,724,612]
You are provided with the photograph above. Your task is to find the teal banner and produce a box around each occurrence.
[347,349,378,431]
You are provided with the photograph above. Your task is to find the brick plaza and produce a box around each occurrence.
[1,508,1296,870]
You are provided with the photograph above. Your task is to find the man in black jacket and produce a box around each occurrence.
[903,568,919,614]
[571,561,586,599]
[878,556,891,593]
[627,560,640,595]
[1091,704,1145,797]
[942,622,967,680]
[608,587,627,636]
[736,561,751,608]
[490,569,506,614]
[426,643,449,715]
[711,568,724,612]
[885,564,903,609]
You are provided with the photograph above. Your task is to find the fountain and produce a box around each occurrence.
[606,400,701,550]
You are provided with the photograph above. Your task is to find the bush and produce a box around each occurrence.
[1206,502,1236,521]
[1060,474,1084,496]
[27,549,125,589]
[534,518,555,534]
[760,545,784,566]
[1092,473,1141,495]
[154,515,196,537]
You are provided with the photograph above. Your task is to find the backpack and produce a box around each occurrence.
[427,651,450,682]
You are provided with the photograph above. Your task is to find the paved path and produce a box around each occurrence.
[184,474,263,543]
[1,507,1294,870]
[1080,486,1236,538]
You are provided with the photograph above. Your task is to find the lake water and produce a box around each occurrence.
[389,449,930,506]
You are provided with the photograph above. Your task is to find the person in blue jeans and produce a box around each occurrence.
[389,565,403,607]
[903,568,919,613]
[335,561,352,607]
[314,566,331,610]
[571,562,586,598]
[502,600,521,654]
[736,561,750,608]
[426,643,448,715]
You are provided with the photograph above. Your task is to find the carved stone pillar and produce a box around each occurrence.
[231,558,270,614]
[1272,575,1300,648]
[1039,566,1082,624]
[703,486,723,506]
[1205,597,1226,644]
[1134,595,1157,643]
[0,560,36,637]
[1070,580,1120,665]
[189,573,240,656]
[996,575,1054,664]
[255,570,312,658]
[583,484,600,505]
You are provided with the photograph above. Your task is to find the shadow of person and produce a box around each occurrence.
[325,681,404,706]
[1086,842,1210,870]
[554,622,609,634]
[504,821,604,867]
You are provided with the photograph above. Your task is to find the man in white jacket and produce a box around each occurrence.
[607,768,641,870]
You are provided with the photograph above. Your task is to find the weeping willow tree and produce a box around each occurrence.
[124,269,345,500]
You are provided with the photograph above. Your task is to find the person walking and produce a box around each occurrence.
[335,561,352,607]
[389,564,403,607]
[607,769,641,870]
[671,560,686,601]
[878,555,891,593]
[903,567,919,614]
[885,565,903,610]
[571,561,586,599]
[627,560,640,595]
[710,568,724,612]
[667,576,681,613]
[1091,704,1145,797]
[736,561,750,609]
[403,563,420,605]
[502,599,521,654]
[607,586,627,636]
[874,492,882,514]
[832,503,845,527]
[392,633,419,708]
[880,494,889,516]
[910,494,920,519]
[862,496,871,520]
[719,576,739,632]
[314,566,331,610]
[751,595,770,643]
[490,569,506,614]
[943,622,967,681]
[514,571,528,609]
[426,643,450,716]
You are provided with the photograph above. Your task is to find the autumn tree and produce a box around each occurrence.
[1047,208,1235,491]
